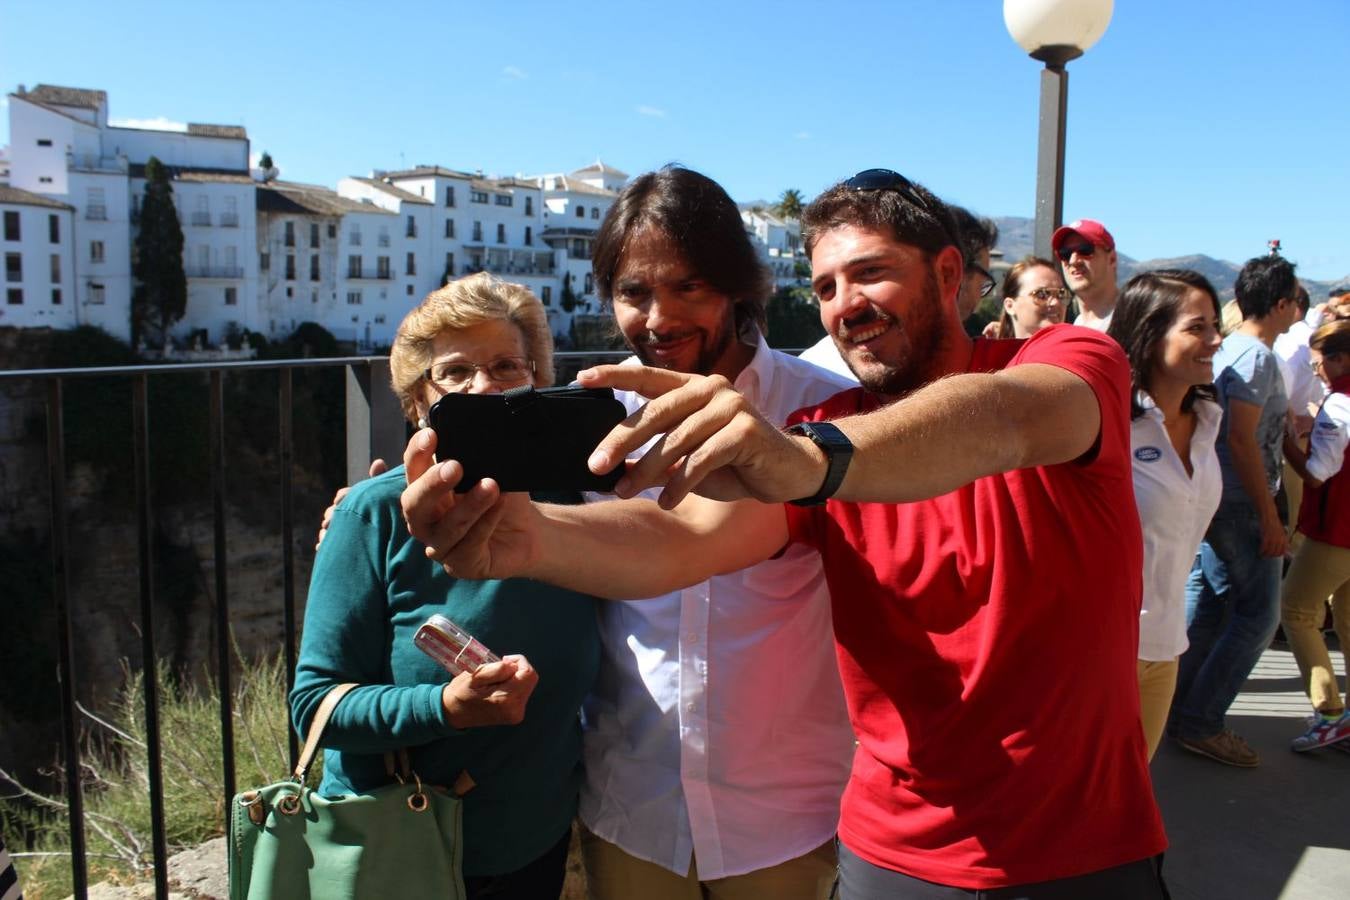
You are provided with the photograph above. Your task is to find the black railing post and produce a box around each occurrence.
[47,378,88,900]
[279,368,299,769]
[132,374,169,899]
[209,371,236,804]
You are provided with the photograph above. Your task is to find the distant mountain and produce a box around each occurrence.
[990,216,1346,300]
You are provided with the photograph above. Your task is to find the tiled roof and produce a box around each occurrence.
[550,176,617,198]
[259,182,397,217]
[487,177,541,191]
[571,160,627,178]
[381,165,477,181]
[187,123,248,140]
[129,162,251,181]
[21,84,106,110]
[0,185,75,210]
[350,177,433,205]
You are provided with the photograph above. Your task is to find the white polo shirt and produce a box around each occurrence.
[580,332,855,879]
[1131,393,1223,661]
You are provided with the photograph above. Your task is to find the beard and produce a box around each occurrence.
[840,270,951,398]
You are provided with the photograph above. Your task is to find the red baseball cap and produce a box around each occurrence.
[1052,219,1115,253]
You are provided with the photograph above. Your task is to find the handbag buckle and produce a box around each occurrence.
[407,772,429,812]
[277,793,302,816]
[237,790,268,825]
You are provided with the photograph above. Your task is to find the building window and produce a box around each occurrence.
[406,284,414,296]
[49,214,60,243]
[37,139,52,147]
[284,221,295,247]
[375,226,388,248]
[494,194,512,207]
[348,255,362,278]
[406,252,416,276]
[525,197,533,216]
[525,226,532,246]
[310,222,320,248]
[576,205,585,218]
[3,211,18,241]
[310,254,320,281]
[406,215,417,238]
[377,256,391,279]
[89,283,106,304]
[224,245,237,273]
[585,272,594,294]
[6,288,21,305]
[52,288,62,305]
[39,176,52,184]
[445,186,455,207]
[472,221,483,242]
[444,219,455,238]
[225,286,238,305]
[260,252,270,271]
[50,254,61,283]
[6,253,22,282]
[471,190,489,204]
[285,254,296,280]
[86,187,107,221]
[198,245,210,272]
[349,227,361,246]
[541,286,552,306]
[592,207,600,220]
[222,195,239,227]
[328,223,337,238]
[444,252,454,278]
[496,224,506,244]
[347,291,362,305]
[192,194,210,226]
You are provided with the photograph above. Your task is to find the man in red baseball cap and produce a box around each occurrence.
[1052,219,1119,332]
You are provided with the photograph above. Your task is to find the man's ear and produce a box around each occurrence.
[935,245,965,308]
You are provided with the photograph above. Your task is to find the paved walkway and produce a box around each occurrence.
[1151,643,1349,900]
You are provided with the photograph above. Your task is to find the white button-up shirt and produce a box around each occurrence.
[1131,393,1223,661]
[580,333,855,879]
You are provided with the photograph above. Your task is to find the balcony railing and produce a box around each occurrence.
[346,269,392,281]
[220,213,240,228]
[187,266,244,279]
[377,235,390,248]
[67,152,129,174]
[85,206,108,221]
[191,212,212,227]
[0,350,629,899]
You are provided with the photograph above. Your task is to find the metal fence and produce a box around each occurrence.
[0,348,631,899]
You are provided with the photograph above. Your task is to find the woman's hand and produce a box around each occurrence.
[440,654,538,728]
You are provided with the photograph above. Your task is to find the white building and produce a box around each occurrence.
[742,208,806,288]
[0,185,76,329]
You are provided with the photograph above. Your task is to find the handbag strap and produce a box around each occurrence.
[293,683,358,782]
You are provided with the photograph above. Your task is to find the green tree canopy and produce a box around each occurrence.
[131,156,187,347]
[774,188,804,220]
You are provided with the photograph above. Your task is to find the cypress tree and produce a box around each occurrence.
[132,156,187,347]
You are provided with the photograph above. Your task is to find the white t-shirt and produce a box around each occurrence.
[580,332,856,879]
[1131,393,1223,660]
[796,334,857,381]
[1274,319,1326,420]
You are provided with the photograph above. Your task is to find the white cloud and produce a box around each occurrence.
[503,65,528,80]
[636,105,667,118]
[109,116,187,133]
[795,131,811,140]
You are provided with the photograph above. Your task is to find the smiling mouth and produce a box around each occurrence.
[838,308,895,344]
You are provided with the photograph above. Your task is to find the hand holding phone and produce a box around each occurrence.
[427,385,627,493]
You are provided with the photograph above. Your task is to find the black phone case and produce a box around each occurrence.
[427,385,628,493]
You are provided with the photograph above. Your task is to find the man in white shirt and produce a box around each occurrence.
[1275,286,1323,537]
[1053,219,1119,332]
[578,165,854,899]
[798,204,998,378]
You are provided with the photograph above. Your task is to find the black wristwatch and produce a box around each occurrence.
[786,421,854,506]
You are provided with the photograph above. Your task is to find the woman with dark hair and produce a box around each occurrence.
[1107,269,1224,759]
[1280,319,1350,752]
[984,256,1068,339]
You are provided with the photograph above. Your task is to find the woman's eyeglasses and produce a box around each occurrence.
[424,356,534,390]
[1021,287,1071,305]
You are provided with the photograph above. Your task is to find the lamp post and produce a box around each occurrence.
[1003,0,1114,259]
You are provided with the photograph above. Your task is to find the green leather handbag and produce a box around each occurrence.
[227,684,467,900]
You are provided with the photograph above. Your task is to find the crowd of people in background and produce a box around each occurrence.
[304,167,1347,900]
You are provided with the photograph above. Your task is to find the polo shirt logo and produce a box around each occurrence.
[1135,446,1163,462]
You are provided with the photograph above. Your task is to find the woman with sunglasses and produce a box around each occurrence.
[1107,270,1224,760]
[988,256,1069,339]
[1280,319,1350,752]
[291,273,601,898]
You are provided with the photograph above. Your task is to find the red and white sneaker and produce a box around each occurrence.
[1291,711,1350,752]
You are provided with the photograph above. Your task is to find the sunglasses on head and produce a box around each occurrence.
[845,168,962,252]
[1055,242,1097,263]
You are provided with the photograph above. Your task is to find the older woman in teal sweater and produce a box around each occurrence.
[291,274,600,899]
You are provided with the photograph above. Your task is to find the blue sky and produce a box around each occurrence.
[3,0,1347,280]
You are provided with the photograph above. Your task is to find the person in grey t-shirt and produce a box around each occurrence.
[1171,255,1303,767]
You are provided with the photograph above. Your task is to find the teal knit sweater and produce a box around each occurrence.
[290,467,600,877]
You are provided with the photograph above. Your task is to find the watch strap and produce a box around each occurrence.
[786,421,854,507]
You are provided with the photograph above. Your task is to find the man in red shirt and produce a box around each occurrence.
[403,170,1168,898]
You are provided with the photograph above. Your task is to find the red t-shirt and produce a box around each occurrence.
[786,326,1164,889]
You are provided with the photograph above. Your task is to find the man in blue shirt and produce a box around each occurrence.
[1172,255,1302,766]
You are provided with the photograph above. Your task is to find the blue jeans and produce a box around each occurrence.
[1172,497,1282,740]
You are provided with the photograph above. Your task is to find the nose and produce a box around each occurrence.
[464,367,500,395]
[645,289,686,332]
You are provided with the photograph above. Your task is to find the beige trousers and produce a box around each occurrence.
[1280,536,1350,713]
[580,827,836,900]
[1136,658,1179,761]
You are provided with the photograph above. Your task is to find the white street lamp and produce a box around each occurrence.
[1003,0,1114,258]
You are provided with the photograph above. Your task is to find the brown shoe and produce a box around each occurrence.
[1177,729,1260,767]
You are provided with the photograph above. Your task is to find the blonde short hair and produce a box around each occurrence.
[389,273,555,421]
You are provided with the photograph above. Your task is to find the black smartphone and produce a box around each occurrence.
[427,385,628,493]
